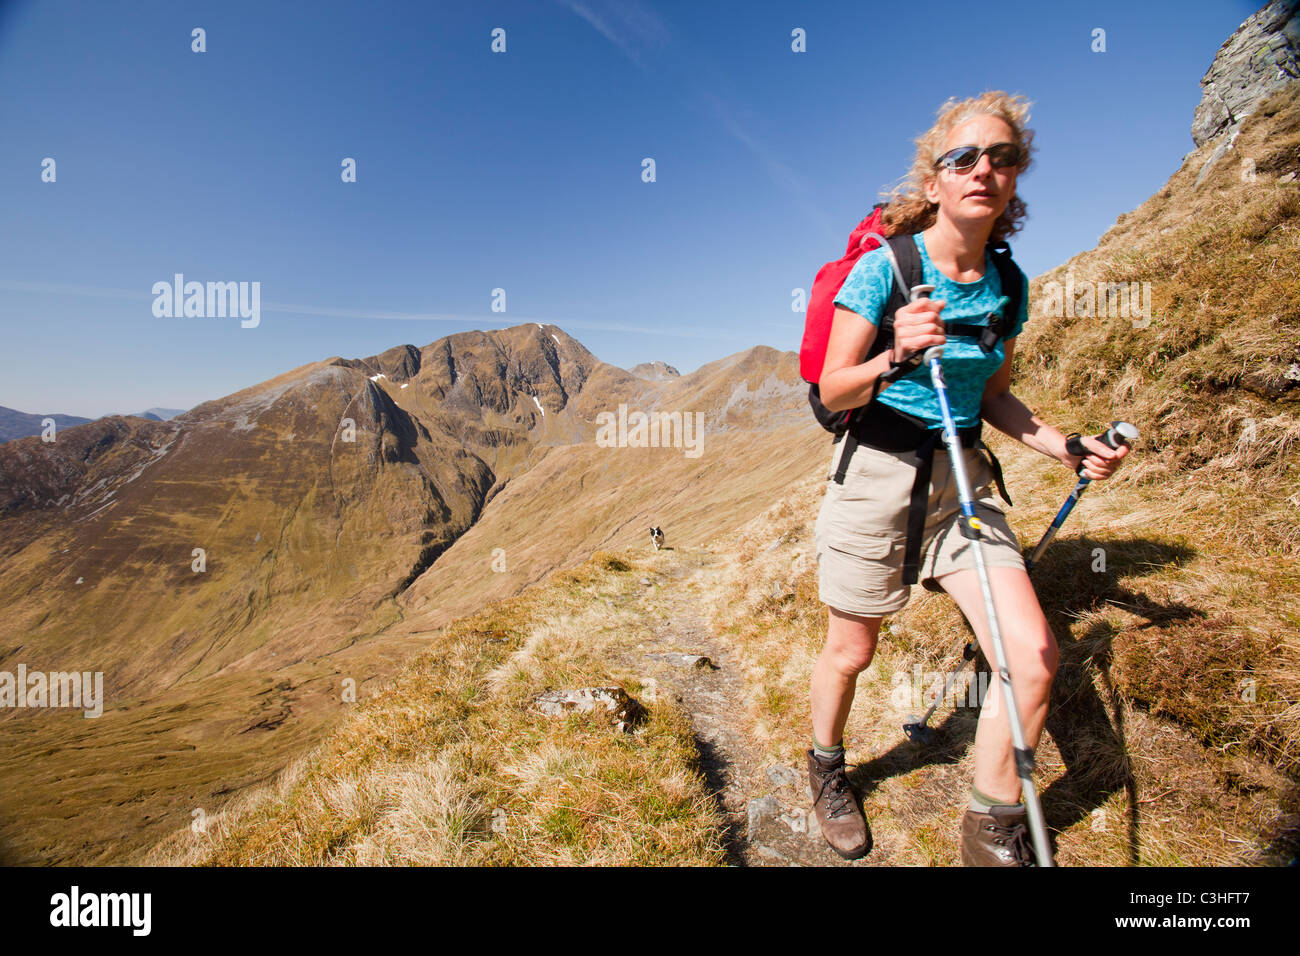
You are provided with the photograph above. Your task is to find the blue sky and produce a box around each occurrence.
[0,0,1260,418]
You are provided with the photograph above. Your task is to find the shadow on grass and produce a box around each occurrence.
[0,832,20,866]
[848,535,1199,865]
[690,732,747,866]
[1257,790,1300,866]
[1036,536,1198,864]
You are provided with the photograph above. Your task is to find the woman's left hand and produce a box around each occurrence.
[1067,435,1129,481]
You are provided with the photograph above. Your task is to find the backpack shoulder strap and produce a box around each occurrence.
[876,234,922,349]
[888,232,923,301]
[836,233,920,436]
[987,240,1024,338]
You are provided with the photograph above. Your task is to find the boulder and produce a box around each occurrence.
[532,686,641,731]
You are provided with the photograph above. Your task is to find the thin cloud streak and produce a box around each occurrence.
[552,4,836,240]
[556,0,669,70]
[0,279,737,341]
[698,92,839,241]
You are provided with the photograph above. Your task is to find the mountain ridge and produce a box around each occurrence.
[0,320,817,864]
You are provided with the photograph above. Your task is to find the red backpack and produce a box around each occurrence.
[800,203,911,433]
[799,203,892,385]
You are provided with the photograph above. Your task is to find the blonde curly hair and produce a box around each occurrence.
[880,91,1035,242]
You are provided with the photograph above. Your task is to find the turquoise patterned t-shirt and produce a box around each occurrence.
[832,231,1028,429]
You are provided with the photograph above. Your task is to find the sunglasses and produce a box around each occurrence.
[933,142,1022,171]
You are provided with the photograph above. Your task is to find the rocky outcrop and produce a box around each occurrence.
[532,686,643,732]
[366,343,422,382]
[1192,0,1299,147]
[331,343,422,382]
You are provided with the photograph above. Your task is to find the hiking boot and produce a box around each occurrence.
[807,749,872,860]
[960,805,1036,866]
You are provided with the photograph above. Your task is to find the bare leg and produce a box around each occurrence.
[811,606,884,747]
[936,566,1058,803]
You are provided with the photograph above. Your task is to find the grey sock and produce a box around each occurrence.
[812,736,844,762]
[970,785,1022,813]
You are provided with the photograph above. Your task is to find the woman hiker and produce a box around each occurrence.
[807,91,1127,866]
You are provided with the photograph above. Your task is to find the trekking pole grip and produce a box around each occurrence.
[889,285,936,368]
[1067,421,1139,476]
[918,283,942,366]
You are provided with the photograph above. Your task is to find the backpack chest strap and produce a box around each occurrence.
[942,321,1006,354]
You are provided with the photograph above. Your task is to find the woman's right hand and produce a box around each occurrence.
[891,295,947,363]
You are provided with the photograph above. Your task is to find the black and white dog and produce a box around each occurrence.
[649,527,665,551]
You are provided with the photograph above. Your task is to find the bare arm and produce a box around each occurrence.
[818,306,892,412]
[819,299,947,413]
[980,338,1128,480]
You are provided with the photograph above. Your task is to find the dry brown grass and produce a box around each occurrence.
[1004,85,1300,791]
[702,457,1296,864]
[1016,90,1300,548]
[142,551,725,866]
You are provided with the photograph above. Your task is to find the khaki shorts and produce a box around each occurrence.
[813,436,1025,616]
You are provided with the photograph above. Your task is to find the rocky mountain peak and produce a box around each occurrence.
[627,360,681,382]
[1191,0,1299,147]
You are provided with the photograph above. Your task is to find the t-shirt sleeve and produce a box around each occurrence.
[832,248,894,327]
[1005,269,1029,339]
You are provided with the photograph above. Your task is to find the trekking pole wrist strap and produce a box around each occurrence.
[879,352,923,383]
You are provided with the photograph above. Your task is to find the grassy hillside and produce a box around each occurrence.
[1012,84,1300,780]
[145,550,726,866]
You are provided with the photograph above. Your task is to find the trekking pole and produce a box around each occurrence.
[920,341,1055,867]
[904,421,1140,743]
[903,641,981,743]
[1024,422,1139,573]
